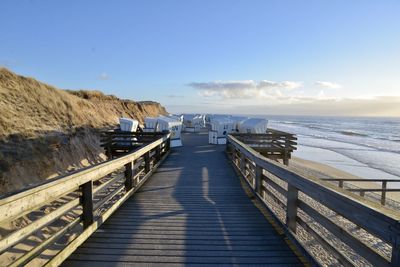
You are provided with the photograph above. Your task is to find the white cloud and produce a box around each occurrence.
[98,72,110,80]
[189,80,303,99]
[258,80,303,90]
[314,81,342,89]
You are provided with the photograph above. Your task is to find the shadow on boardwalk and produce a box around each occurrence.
[64,131,303,266]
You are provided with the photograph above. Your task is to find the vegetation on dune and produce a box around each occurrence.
[0,68,167,194]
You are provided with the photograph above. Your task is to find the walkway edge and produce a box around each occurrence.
[227,153,315,267]
[46,151,170,267]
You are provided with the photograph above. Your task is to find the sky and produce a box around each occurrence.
[1,0,400,116]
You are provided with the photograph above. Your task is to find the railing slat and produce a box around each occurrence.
[297,216,354,267]
[0,198,80,254]
[9,217,81,267]
[298,200,390,267]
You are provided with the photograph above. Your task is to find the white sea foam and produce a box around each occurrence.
[264,115,400,178]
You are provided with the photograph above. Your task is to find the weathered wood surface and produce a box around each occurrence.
[227,134,400,267]
[0,134,170,266]
[64,131,303,266]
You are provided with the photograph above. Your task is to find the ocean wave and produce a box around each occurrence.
[336,130,369,137]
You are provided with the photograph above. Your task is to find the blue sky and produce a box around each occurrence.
[1,0,400,116]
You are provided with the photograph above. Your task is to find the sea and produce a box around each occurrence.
[247,115,400,182]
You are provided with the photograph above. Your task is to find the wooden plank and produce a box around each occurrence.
[93,185,124,211]
[64,261,304,267]
[348,188,400,192]
[66,254,302,264]
[322,178,400,182]
[93,175,123,195]
[83,237,287,246]
[79,242,289,250]
[262,176,287,197]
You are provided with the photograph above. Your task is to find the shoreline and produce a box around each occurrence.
[293,144,400,183]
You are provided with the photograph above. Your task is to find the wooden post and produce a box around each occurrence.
[234,149,239,166]
[381,181,387,206]
[106,134,113,159]
[124,162,133,191]
[80,181,93,228]
[166,137,171,152]
[144,151,151,173]
[255,165,263,195]
[284,135,291,165]
[392,235,400,266]
[226,138,232,158]
[283,150,289,166]
[286,184,298,233]
[155,145,161,162]
[240,153,247,178]
[339,180,344,188]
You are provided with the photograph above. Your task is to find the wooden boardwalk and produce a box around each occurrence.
[64,131,303,266]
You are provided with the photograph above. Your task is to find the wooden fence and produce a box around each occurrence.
[227,134,400,267]
[100,130,168,159]
[232,129,297,165]
[0,133,171,266]
[321,178,400,206]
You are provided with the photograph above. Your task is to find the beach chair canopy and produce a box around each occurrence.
[119,118,139,132]
[238,118,268,134]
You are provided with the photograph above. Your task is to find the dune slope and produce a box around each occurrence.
[0,68,167,194]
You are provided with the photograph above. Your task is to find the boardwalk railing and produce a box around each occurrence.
[321,178,400,206]
[0,133,170,266]
[232,129,297,165]
[100,130,168,159]
[227,134,400,267]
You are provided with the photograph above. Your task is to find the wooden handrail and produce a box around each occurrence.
[0,133,171,266]
[322,178,400,182]
[321,178,400,205]
[227,134,400,267]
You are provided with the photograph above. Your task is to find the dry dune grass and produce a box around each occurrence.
[0,68,166,139]
[0,67,167,194]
